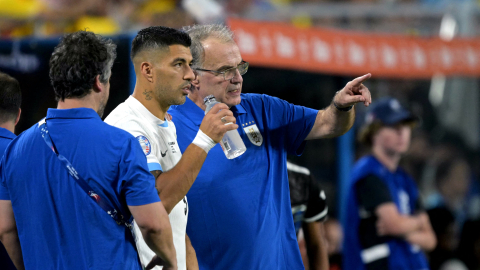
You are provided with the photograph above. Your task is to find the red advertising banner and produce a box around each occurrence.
[227,18,480,78]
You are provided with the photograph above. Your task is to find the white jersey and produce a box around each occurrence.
[105,96,188,270]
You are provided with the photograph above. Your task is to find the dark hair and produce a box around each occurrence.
[131,26,191,60]
[49,31,117,101]
[0,72,21,124]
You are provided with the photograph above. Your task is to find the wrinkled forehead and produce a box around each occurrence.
[201,38,242,69]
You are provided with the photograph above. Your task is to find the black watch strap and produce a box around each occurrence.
[334,102,354,112]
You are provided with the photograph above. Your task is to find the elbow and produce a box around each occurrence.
[138,217,171,236]
[0,224,15,243]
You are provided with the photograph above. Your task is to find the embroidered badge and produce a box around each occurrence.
[243,123,263,146]
[136,135,151,155]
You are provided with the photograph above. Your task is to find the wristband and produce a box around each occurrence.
[192,129,216,154]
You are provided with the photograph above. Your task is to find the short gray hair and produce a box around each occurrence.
[182,24,235,68]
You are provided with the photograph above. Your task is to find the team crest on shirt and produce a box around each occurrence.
[136,135,151,155]
[242,121,263,146]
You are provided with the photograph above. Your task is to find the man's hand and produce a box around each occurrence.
[333,73,372,108]
[146,255,177,270]
[199,103,238,143]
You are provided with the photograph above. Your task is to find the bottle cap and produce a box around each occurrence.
[203,95,216,104]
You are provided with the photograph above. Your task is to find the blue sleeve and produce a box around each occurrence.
[119,137,160,206]
[263,95,318,156]
[0,156,10,200]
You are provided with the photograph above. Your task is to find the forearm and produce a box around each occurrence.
[156,144,207,213]
[306,236,329,270]
[304,222,329,270]
[380,215,422,236]
[185,234,199,270]
[141,224,177,268]
[305,104,355,140]
[0,231,25,270]
[405,229,437,251]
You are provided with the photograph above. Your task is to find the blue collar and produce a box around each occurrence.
[46,108,101,120]
[0,127,16,140]
[171,96,247,126]
[231,101,247,115]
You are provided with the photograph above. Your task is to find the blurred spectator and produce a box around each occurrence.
[324,218,343,270]
[425,156,480,228]
[343,97,436,270]
[458,219,480,270]
[427,207,466,270]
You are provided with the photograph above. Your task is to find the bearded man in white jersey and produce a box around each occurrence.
[105,26,238,270]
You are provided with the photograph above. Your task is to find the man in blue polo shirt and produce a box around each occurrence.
[0,31,177,270]
[0,72,22,270]
[168,24,372,270]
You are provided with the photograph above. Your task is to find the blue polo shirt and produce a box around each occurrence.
[0,108,160,270]
[0,127,16,270]
[0,127,15,200]
[168,94,318,270]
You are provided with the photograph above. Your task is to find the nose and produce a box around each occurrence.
[185,66,196,81]
[230,68,243,84]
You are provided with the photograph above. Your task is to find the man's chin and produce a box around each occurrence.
[178,95,187,105]
[226,97,241,108]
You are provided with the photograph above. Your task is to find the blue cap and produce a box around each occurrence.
[364,97,418,126]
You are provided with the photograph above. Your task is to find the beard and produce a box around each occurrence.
[155,83,190,106]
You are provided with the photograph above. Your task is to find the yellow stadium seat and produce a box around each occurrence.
[0,0,43,19]
[73,16,120,35]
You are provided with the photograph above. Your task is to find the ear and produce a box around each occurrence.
[141,62,154,83]
[14,108,21,126]
[92,75,103,93]
[191,76,200,90]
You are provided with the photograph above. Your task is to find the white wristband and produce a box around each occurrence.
[192,129,216,154]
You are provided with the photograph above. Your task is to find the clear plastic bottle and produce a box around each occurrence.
[204,95,246,159]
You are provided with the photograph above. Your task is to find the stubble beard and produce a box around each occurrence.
[155,84,187,107]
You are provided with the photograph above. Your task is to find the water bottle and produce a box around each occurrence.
[204,95,247,159]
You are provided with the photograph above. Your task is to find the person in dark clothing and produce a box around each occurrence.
[288,161,329,270]
[342,97,436,270]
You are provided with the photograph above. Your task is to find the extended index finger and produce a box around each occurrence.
[351,73,371,86]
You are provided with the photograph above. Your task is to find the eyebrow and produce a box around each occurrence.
[171,57,191,64]
[217,61,243,70]
[215,64,234,71]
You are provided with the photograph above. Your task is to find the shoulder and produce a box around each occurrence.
[2,123,42,162]
[0,137,14,153]
[105,109,153,140]
[104,102,135,126]
[351,156,382,177]
[241,93,285,105]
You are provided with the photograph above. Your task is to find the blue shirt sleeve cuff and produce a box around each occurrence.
[148,162,162,172]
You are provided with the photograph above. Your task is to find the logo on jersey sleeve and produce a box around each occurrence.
[242,121,263,146]
[136,135,152,155]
